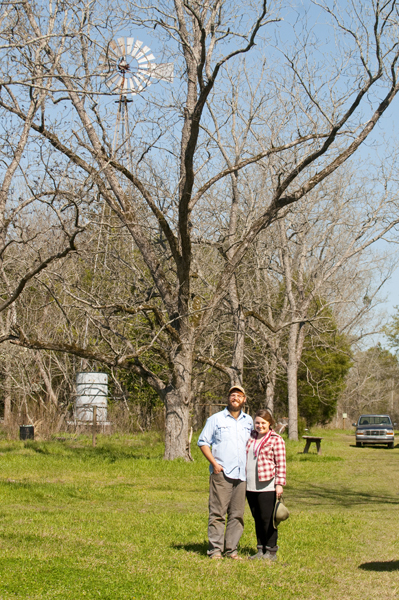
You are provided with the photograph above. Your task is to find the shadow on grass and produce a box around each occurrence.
[359,560,399,571]
[22,440,164,462]
[0,445,19,454]
[288,483,399,507]
[348,444,398,449]
[294,454,343,461]
[173,541,258,557]
[239,545,257,555]
[173,541,208,556]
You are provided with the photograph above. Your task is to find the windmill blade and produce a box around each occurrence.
[147,63,174,83]
[138,54,155,65]
[109,39,122,58]
[108,58,119,70]
[105,71,122,87]
[135,70,150,83]
[100,55,118,73]
[111,75,124,91]
[122,78,129,93]
[106,72,121,86]
[130,40,143,58]
[136,50,148,63]
[129,77,144,95]
[126,37,135,56]
[137,45,155,60]
[107,47,119,61]
[132,76,144,92]
[117,38,126,57]
[104,73,116,86]
[99,53,113,67]
[129,78,137,95]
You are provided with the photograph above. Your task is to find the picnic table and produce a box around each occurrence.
[302,435,323,455]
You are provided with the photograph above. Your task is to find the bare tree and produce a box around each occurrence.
[247,170,399,437]
[196,164,399,437]
[1,0,399,457]
[0,4,84,316]
[0,8,87,423]
[338,345,399,422]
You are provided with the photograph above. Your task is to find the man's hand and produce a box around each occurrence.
[199,445,224,474]
[276,485,283,499]
[212,462,224,474]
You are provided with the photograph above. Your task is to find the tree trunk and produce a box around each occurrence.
[265,355,277,414]
[163,349,192,460]
[3,378,11,427]
[265,381,274,414]
[227,171,245,388]
[164,390,191,460]
[3,350,12,427]
[35,352,58,407]
[266,377,275,414]
[287,361,298,440]
[287,324,299,440]
[229,291,245,387]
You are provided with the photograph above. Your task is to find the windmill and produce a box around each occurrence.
[78,36,174,382]
[99,37,174,158]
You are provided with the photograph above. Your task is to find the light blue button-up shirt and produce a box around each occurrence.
[197,408,253,481]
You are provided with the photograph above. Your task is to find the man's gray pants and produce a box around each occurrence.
[207,471,246,556]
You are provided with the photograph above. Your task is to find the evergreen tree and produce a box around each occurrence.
[274,307,352,427]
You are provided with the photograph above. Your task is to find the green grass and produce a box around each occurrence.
[1,429,399,600]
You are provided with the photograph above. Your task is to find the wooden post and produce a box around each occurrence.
[92,405,97,447]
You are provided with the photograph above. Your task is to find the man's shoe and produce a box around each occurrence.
[209,552,223,559]
[226,552,243,560]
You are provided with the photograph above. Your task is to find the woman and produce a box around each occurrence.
[246,409,286,561]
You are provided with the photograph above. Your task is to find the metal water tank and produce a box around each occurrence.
[75,372,108,422]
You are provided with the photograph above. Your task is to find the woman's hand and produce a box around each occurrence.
[276,485,283,499]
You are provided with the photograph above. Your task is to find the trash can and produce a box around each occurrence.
[19,425,34,440]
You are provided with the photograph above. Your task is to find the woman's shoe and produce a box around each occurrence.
[262,551,277,561]
[262,547,278,562]
[248,547,264,560]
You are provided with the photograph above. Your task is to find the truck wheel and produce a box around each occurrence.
[356,442,362,447]
[388,442,394,449]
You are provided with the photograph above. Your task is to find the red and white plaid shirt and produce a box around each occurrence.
[246,429,286,486]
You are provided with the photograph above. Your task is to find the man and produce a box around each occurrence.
[198,385,253,559]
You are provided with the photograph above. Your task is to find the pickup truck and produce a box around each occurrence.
[352,414,396,448]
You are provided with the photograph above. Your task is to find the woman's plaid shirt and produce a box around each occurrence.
[246,429,286,486]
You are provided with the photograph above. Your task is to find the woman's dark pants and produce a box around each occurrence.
[246,490,278,550]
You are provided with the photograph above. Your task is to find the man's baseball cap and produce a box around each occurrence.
[228,385,246,396]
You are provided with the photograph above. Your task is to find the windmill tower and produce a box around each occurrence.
[76,37,174,395]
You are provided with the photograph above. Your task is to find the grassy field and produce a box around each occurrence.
[1,428,399,600]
